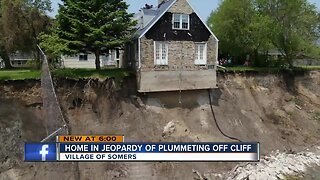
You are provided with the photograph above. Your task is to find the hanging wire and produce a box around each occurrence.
[208,89,242,142]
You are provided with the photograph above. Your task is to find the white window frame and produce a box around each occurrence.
[194,42,207,65]
[172,14,190,30]
[154,41,168,65]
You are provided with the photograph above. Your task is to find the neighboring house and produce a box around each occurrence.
[124,0,218,92]
[265,50,284,60]
[0,59,4,68]
[61,49,123,69]
[10,51,34,67]
[0,51,34,68]
[294,53,320,66]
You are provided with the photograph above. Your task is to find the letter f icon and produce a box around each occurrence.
[40,145,49,161]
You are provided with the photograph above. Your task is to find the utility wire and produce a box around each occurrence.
[208,89,242,142]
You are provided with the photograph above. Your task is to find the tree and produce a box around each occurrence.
[0,0,51,69]
[256,0,320,67]
[39,21,71,64]
[207,0,259,59]
[56,0,136,70]
[208,0,320,67]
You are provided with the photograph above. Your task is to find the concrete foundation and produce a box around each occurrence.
[138,69,217,92]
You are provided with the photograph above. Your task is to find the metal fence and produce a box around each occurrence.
[38,45,69,142]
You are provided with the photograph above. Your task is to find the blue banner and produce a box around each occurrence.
[59,142,259,153]
[25,143,57,162]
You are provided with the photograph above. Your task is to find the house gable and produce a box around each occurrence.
[168,0,194,14]
[145,12,211,42]
[138,0,218,42]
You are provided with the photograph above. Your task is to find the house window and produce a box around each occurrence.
[79,54,88,61]
[115,49,120,60]
[173,14,189,30]
[195,43,207,65]
[154,42,168,65]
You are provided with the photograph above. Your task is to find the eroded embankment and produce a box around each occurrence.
[0,71,319,180]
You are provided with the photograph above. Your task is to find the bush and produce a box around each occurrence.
[26,59,41,69]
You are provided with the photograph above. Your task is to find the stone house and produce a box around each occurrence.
[125,0,219,92]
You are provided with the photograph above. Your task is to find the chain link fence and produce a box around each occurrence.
[38,45,69,142]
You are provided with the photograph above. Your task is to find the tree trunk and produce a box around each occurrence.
[0,47,12,69]
[285,54,294,68]
[95,51,101,70]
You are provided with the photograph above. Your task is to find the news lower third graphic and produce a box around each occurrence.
[24,136,260,162]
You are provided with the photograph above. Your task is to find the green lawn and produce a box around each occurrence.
[1,66,319,81]
[52,68,132,80]
[295,66,320,70]
[218,66,283,73]
[0,69,40,81]
[219,66,320,72]
[221,66,280,72]
[0,68,132,81]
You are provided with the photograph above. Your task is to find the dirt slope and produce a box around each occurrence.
[0,71,319,179]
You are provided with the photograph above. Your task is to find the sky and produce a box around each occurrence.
[49,0,320,21]
[49,0,218,21]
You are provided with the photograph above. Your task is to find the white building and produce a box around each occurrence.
[0,51,34,68]
[0,59,4,68]
[61,49,123,69]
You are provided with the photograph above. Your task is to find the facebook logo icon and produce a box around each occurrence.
[25,143,57,161]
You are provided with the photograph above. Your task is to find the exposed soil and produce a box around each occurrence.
[0,71,319,180]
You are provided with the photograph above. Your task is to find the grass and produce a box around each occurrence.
[52,68,132,81]
[295,66,320,70]
[0,68,131,81]
[0,65,319,81]
[288,97,303,107]
[314,112,320,122]
[0,69,40,81]
[218,66,320,72]
[220,66,280,72]
[283,175,302,180]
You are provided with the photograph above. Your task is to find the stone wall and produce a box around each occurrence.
[207,36,218,66]
[140,37,154,70]
[168,0,194,14]
[140,35,217,71]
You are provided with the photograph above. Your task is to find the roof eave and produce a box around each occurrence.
[185,0,219,42]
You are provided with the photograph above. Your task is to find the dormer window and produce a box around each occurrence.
[172,14,189,30]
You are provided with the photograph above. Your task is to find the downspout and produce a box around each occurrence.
[138,38,141,68]
[215,40,219,70]
[138,37,142,92]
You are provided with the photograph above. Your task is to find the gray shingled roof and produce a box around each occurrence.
[135,0,176,38]
[142,8,158,16]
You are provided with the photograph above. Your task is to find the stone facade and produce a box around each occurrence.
[207,35,218,66]
[140,35,217,72]
[168,0,194,14]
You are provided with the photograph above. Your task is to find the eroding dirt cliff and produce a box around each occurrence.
[0,71,319,179]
